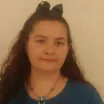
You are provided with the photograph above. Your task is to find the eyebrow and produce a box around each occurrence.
[33,34,66,41]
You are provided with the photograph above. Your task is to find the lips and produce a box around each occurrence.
[41,58,56,62]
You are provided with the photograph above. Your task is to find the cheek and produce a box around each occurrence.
[26,41,39,61]
[58,47,69,62]
[27,45,43,59]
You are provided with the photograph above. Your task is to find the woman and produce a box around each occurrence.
[0,1,103,104]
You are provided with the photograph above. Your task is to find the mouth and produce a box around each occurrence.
[40,58,56,62]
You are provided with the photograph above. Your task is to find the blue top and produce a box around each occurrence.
[8,79,104,104]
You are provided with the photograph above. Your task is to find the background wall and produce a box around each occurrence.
[0,0,104,100]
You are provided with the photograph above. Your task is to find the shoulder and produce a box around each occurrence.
[7,85,27,104]
[67,79,104,104]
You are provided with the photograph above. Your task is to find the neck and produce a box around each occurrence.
[26,67,68,98]
[28,67,62,90]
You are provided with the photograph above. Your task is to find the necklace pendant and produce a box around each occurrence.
[38,96,46,104]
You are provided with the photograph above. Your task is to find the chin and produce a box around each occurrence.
[41,67,56,71]
[39,66,58,72]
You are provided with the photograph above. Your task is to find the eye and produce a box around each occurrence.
[56,42,65,46]
[36,40,46,44]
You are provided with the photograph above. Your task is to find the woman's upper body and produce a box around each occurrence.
[0,1,103,104]
[8,79,104,104]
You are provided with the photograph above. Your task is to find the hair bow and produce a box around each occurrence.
[36,1,63,16]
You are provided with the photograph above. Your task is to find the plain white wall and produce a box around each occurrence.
[0,0,104,100]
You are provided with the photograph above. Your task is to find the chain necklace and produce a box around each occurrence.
[28,75,61,104]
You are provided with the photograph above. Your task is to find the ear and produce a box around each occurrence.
[24,37,29,54]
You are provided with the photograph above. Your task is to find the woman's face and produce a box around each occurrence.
[26,20,69,72]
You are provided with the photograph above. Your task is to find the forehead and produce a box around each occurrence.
[31,20,67,39]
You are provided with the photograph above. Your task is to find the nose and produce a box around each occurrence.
[44,43,56,55]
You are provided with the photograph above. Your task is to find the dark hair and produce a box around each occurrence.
[0,1,92,104]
